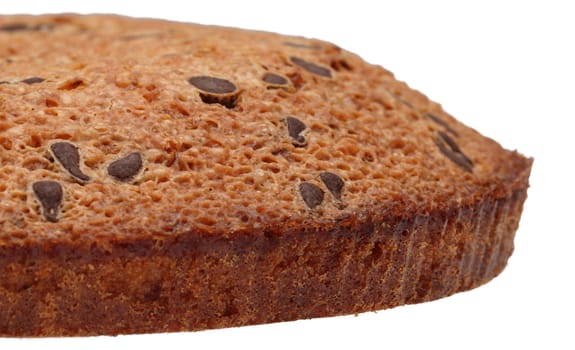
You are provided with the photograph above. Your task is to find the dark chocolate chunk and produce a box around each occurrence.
[0,23,31,32]
[426,113,459,136]
[32,181,63,223]
[107,152,143,181]
[434,131,473,172]
[299,182,324,209]
[50,142,91,182]
[21,77,45,85]
[290,57,332,78]
[0,23,52,32]
[188,76,237,94]
[188,76,238,108]
[320,172,344,200]
[285,116,307,147]
[263,73,288,86]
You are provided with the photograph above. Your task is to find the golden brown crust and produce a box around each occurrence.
[0,14,532,336]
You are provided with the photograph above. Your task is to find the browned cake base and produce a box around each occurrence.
[0,14,532,336]
[1,183,529,336]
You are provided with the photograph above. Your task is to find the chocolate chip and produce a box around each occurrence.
[50,142,91,182]
[290,57,332,78]
[0,23,32,32]
[108,152,143,181]
[32,181,63,223]
[299,182,324,209]
[320,172,344,200]
[188,76,238,108]
[426,113,459,136]
[188,76,236,94]
[0,23,52,32]
[285,116,307,147]
[263,73,288,86]
[434,131,473,172]
[21,77,45,85]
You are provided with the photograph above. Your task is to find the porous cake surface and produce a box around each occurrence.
[0,15,532,336]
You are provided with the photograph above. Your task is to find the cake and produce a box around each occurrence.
[0,14,532,336]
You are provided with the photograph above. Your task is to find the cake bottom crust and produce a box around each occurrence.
[0,187,527,337]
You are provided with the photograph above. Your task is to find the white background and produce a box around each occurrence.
[2,1,573,349]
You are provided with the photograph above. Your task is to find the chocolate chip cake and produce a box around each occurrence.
[0,14,533,336]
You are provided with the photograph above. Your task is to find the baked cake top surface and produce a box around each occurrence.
[0,15,531,244]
